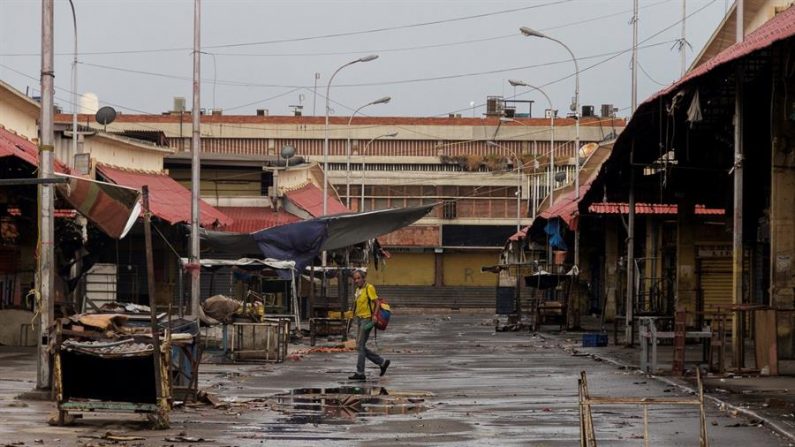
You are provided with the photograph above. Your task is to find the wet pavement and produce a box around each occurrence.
[0,312,791,446]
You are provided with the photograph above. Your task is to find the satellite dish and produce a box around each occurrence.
[280,144,296,160]
[280,144,296,169]
[95,106,117,127]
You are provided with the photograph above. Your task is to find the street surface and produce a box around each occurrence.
[0,312,788,446]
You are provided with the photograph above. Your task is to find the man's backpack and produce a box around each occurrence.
[372,297,392,331]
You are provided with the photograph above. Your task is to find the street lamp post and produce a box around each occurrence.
[346,96,391,207]
[520,26,580,267]
[519,27,579,197]
[486,141,522,232]
[322,54,379,218]
[506,80,554,215]
[360,132,398,212]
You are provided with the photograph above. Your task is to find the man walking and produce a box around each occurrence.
[349,270,390,380]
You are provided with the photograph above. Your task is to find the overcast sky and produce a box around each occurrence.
[0,0,730,119]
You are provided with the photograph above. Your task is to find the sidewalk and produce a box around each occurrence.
[546,317,795,443]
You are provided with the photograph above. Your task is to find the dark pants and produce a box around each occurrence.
[355,317,384,374]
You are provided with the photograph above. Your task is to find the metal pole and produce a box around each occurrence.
[681,0,687,77]
[67,0,77,158]
[632,0,638,114]
[190,0,201,317]
[142,186,168,427]
[312,72,319,116]
[731,0,745,369]
[626,142,636,346]
[516,154,521,231]
[360,132,396,213]
[346,96,391,209]
[37,0,55,390]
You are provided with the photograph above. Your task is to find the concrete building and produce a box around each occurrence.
[56,109,624,304]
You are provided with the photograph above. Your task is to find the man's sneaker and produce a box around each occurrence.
[379,359,391,377]
[348,373,366,380]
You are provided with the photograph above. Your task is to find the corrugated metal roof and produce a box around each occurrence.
[0,126,68,172]
[216,206,301,233]
[96,163,232,228]
[284,183,349,217]
[645,4,795,107]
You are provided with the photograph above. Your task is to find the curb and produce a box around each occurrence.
[567,345,795,444]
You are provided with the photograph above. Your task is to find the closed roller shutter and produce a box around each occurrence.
[700,257,732,315]
[369,253,435,286]
[443,252,499,287]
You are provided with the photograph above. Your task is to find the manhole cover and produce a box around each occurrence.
[272,386,429,422]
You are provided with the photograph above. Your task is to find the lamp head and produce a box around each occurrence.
[359,54,379,63]
[372,96,391,105]
[519,26,547,39]
[508,79,528,87]
[385,132,398,138]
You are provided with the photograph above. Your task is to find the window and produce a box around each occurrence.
[442,200,457,219]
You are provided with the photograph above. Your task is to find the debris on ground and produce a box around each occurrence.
[164,431,214,442]
[197,390,229,409]
[286,342,356,361]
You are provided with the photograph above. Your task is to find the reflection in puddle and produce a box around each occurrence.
[272,386,428,422]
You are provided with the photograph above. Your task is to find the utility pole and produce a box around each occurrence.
[631,0,638,114]
[681,0,687,77]
[731,0,745,370]
[625,142,636,346]
[37,0,55,390]
[190,0,201,317]
[625,0,638,347]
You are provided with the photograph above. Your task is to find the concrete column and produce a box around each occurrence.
[435,251,444,287]
[769,46,795,357]
[603,220,619,321]
[676,202,698,326]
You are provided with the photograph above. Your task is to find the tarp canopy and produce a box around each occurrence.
[199,204,436,274]
[55,173,141,239]
[179,257,295,270]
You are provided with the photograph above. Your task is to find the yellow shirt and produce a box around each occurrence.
[353,283,378,318]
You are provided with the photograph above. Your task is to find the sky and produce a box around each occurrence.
[0,0,731,119]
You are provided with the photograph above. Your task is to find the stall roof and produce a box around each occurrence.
[96,163,232,228]
[581,4,795,209]
[284,183,349,217]
[0,126,68,172]
[217,206,300,233]
[643,4,795,109]
[536,142,613,230]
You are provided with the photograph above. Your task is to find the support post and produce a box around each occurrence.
[143,186,169,428]
[732,65,745,369]
[625,142,636,346]
[190,0,202,317]
[37,0,55,391]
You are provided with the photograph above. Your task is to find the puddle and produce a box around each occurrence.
[272,386,429,422]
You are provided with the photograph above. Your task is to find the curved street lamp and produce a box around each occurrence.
[519,27,580,199]
[323,54,379,217]
[486,141,522,231]
[360,132,398,212]
[507,79,554,216]
[346,96,391,207]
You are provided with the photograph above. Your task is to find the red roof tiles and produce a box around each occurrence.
[284,183,349,217]
[96,163,232,228]
[216,206,300,233]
